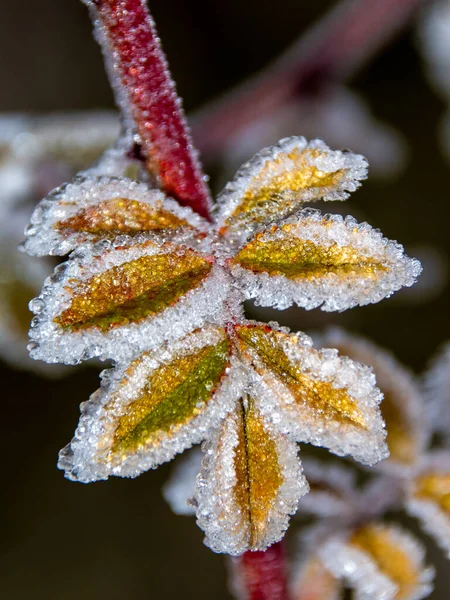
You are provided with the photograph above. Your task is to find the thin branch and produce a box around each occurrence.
[191,0,426,158]
[84,0,212,219]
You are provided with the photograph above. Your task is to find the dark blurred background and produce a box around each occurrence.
[1,1,449,598]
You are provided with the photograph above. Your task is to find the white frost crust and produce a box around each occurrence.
[58,327,247,482]
[22,175,209,256]
[423,342,450,439]
[319,525,434,600]
[317,328,430,473]
[232,210,422,312]
[162,447,202,516]
[196,398,308,556]
[243,323,388,466]
[298,458,359,519]
[406,450,450,557]
[13,111,119,165]
[214,136,368,235]
[27,234,231,364]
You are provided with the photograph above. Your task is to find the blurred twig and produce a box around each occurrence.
[192,0,426,158]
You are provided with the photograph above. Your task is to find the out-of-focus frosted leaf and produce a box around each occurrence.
[162,447,202,516]
[297,458,359,520]
[319,524,433,600]
[0,246,65,376]
[406,451,450,557]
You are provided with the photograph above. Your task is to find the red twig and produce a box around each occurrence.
[232,542,291,600]
[85,0,212,219]
[191,0,426,158]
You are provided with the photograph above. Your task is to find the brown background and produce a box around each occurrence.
[1,1,449,598]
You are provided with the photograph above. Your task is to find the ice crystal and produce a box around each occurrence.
[24,135,421,555]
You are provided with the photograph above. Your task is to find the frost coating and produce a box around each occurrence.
[215,136,368,236]
[23,176,209,256]
[232,211,421,312]
[28,235,231,364]
[59,327,247,482]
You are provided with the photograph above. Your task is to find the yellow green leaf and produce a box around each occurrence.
[55,197,188,236]
[232,398,284,548]
[111,336,231,456]
[231,213,420,312]
[196,395,305,554]
[235,324,366,429]
[234,224,386,280]
[55,247,213,332]
[216,137,367,233]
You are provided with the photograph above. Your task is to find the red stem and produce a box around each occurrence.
[85,0,212,219]
[191,0,425,158]
[233,542,291,600]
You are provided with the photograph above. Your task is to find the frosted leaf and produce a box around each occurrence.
[423,342,450,439]
[58,327,247,482]
[406,450,450,557]
[13,111,120,169]
[214,136,368,238]
[234,323,388,466]
[231,210,421,312]
[163,447,202,516]
[357,476,404,522]
[196,396,307,555]
[298,461,403,525]
[317,328,429,473]
[28,234,231,364]
[297,458,360,520]
[319,524,434,600]
[22,175,209,257]
[291,555,342,600]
